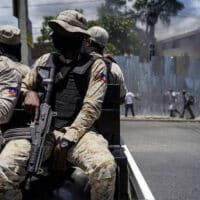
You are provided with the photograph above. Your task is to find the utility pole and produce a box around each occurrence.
[13,0,32,65]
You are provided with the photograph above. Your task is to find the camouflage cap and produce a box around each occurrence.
[88,26,109,47]
[48,10,90,37]
[0,25,20,45]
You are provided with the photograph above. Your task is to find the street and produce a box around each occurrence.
[121,121,200,200]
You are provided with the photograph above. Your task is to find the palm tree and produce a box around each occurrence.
[134,0,184,60]
[98,0,127,18]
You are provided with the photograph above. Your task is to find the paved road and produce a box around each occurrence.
[121,121,200,200]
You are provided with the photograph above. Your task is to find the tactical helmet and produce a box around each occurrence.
[48,10,90,37]
[88,26,109,47]
[0,25,20,45]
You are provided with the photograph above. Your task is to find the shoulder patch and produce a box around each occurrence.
[98,72,107,82]
[7,87,19,97]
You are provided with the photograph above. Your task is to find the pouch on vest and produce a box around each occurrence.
[38,53,99,129]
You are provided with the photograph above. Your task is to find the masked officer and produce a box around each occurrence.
[21,10,116,200]
[87,26,127,103]
[0,25,30,200]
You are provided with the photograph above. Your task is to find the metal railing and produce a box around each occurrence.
[122,145,155,200]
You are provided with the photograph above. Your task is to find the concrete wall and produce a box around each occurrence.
[115,56,200,116]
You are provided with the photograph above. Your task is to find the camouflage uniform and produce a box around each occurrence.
[88,26,127,100]
[0,56,22,124]
[4,11,115,200]
[23,51,116,200]
[0,25,23,124]
[0,25,31,200]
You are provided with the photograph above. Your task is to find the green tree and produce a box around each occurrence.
[88,16,139,55]
[37,16,55,43]
[37,16,55,54]
[95,0,139,55]
[97,0,129,19]
[134,0,184,60]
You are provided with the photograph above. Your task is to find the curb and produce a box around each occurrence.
[120,116,200,123]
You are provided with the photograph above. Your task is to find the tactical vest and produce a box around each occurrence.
[1,53,112,142]
[39,53,102,129]
[32,55,111,130]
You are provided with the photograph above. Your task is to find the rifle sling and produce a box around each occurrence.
[3,127,31,142]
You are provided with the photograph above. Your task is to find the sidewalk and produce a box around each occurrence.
[120,115,200,122]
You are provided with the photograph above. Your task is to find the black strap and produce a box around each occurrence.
[103,57,112,84]
[3,127,31,142]
[0,132,5,151]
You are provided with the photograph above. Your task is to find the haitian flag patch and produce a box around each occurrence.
[99,72,106,82]
[7,87,19,97]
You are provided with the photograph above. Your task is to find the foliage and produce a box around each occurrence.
[97,0,127,18]
[94,0,139,55]
[105,43,120,55]
[37,16,55,43]
[134,0,184,25]
[36,16,55,54]
[36,3,140,55]
[88,15,139,55]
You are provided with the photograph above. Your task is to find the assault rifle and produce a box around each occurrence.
[25,64,56,188]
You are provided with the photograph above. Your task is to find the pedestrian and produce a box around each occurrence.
[87,26,127,102]
[125,91,139,117]
[166,89,180,117]
[180,90,195,119]
[0,25,29,200]
[2,10,116,200]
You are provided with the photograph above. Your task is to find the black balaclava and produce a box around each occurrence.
[51,31,84,58]
[0,43,21,62]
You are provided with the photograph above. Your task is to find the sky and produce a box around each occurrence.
[154,0,200,40]
[0,0,200,41]
[0,0,105,40]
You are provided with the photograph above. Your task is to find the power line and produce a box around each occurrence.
[30,0,102,7]
[0,0,103,9]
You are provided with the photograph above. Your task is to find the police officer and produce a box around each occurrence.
[0,25,30,200]
[0,25,26,124]
[0,26,23,125]
[87,26,127,102]
[22,10,116,200]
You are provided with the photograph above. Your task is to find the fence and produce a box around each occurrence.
[115,56,200,116]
